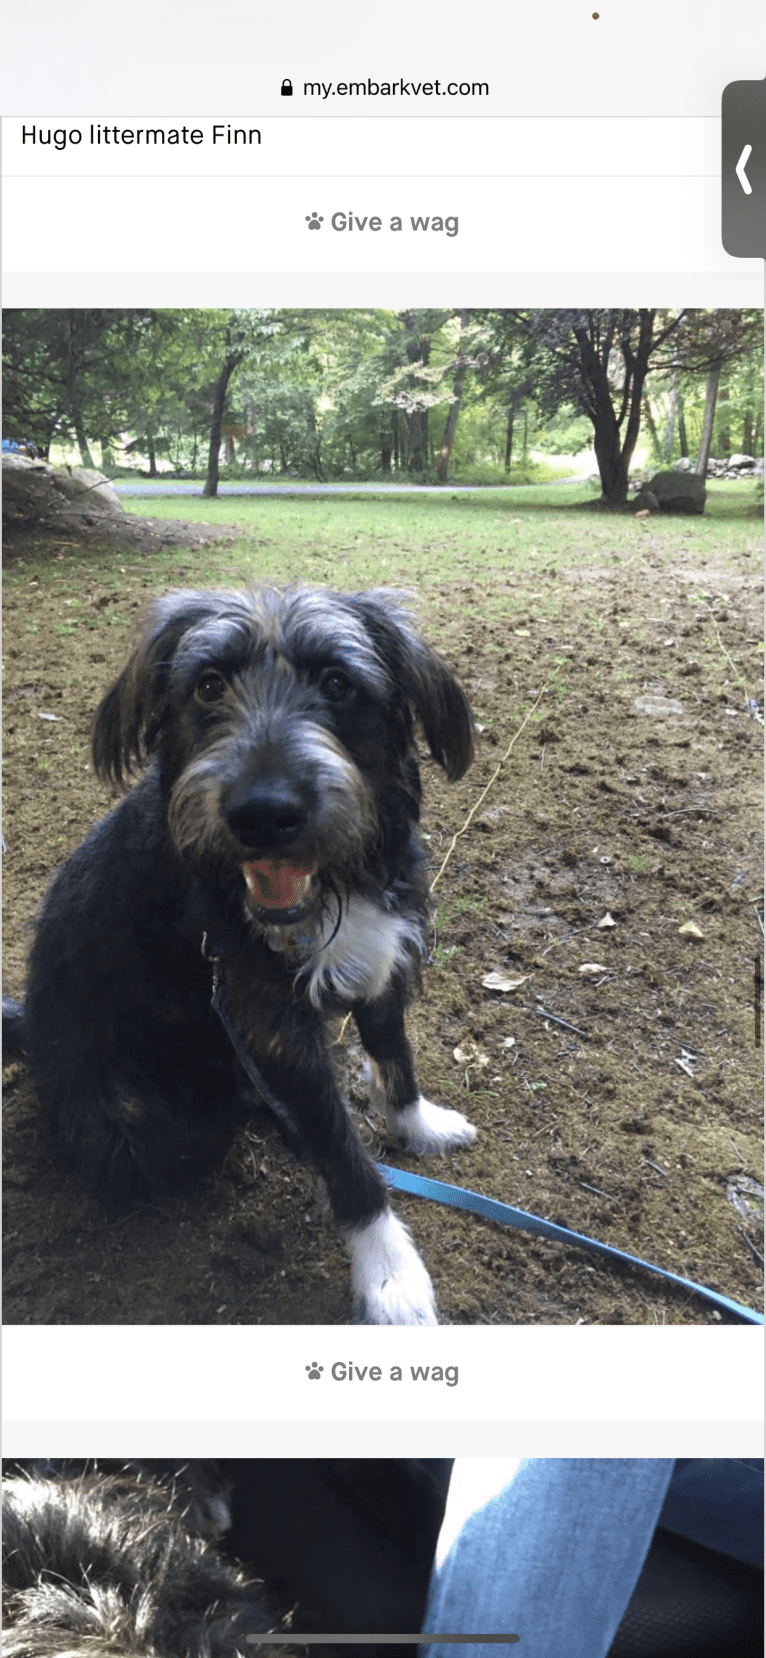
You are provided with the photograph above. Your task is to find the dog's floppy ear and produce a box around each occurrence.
[352,595,475,782]
[92,591,224,785]
[403,632,475,781]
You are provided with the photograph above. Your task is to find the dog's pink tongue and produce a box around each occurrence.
[243,859,313,910]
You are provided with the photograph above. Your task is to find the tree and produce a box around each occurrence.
[203,336,247,496]
[518,310,691,503]
[648,309,762,476]
[196,311,284,496]
[435,310,471,483]
[2,309,131,460]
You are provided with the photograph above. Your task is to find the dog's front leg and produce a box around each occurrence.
[254,1045,438,1326]
[353,985,478,1155]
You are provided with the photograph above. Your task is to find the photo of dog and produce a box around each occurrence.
[3,586,477,1325]
[2,1460,451,1658]
[1,1465,278,1658]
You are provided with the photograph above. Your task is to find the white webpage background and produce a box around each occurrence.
[1,0,764,1447]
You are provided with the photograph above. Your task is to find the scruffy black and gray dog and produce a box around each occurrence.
[3,1459,452,1658]
[1,1465,278,1658]
[7,587,477,1324]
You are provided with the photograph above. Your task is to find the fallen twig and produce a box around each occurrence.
[429,685,547,893]
[578,1179,615,1199]
[707,610,741,680]
[541,925,592,957]
[736,1225,764,1267]
[536,1005,589,1040]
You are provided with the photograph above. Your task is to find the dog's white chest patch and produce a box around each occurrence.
[293,896,422,1008]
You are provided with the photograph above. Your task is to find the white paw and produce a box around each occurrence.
[347,1209,438,1325]
[390,1095,478,1155]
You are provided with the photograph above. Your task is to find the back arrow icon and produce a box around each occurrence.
[736,144,753,195]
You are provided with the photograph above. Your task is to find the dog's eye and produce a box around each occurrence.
[319,669,353,704]
[196,671,227,704]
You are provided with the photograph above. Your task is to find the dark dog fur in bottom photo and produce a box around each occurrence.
[2,1459,451,1658]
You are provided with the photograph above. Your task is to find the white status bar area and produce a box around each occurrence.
[2,1,764,117]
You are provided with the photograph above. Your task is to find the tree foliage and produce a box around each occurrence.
[3,307,762,497]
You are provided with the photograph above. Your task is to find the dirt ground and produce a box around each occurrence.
[3,517,763,1325]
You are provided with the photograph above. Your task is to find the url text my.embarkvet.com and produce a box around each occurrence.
[304,79,489,99]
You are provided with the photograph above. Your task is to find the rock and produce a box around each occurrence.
[634,491,659,514]
[706,454,760,479]
[633,472,706,515]
[55,467,122,513]
[633,694,686,717]
[2,455,122,529]
[2,454,239,553]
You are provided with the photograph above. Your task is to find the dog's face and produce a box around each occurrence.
[93,588,474,926]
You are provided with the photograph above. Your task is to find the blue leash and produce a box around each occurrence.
[378,1163,764,1326]
[206,943,763,1326]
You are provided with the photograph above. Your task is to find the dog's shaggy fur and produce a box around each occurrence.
[6,587,477,1323]
[3,1461,452,1658]
[1,1468,277,1658]
[4,1461,235,1542]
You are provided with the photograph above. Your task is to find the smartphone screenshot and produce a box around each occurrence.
[2,7,764,1652]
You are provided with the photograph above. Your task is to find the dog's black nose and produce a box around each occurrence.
[226,780,309,848]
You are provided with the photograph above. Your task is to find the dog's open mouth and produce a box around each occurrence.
[242,858,317,922]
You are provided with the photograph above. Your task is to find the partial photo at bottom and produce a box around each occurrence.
[2,1458,763,1657]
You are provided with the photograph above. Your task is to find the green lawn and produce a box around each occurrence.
[7,482,761,606]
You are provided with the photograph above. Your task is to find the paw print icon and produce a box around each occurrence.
[305,1360,324,1379]
[305,212,324,230]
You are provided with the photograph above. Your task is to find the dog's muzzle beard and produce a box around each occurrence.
[167,726,377,928]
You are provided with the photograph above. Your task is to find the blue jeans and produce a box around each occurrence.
[420,1459,763,1658]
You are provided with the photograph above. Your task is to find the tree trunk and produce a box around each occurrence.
[717,385,730,456]
[504,408,514,473]
[406,410,427,473]
[695,366,720,478]
[72,408,95,470]
[574,310,656,504]
[435,380,464,483]
[435,310,469,484]
[573,320,622,500]
[401,311,432,474]
[642,395,661,466]
[203,352,244,497]
[665,371,678,460]
[678,396,688,458]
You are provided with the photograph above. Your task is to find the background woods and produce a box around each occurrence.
[3,307,763,501]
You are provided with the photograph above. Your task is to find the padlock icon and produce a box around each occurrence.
[281,77,293,96]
